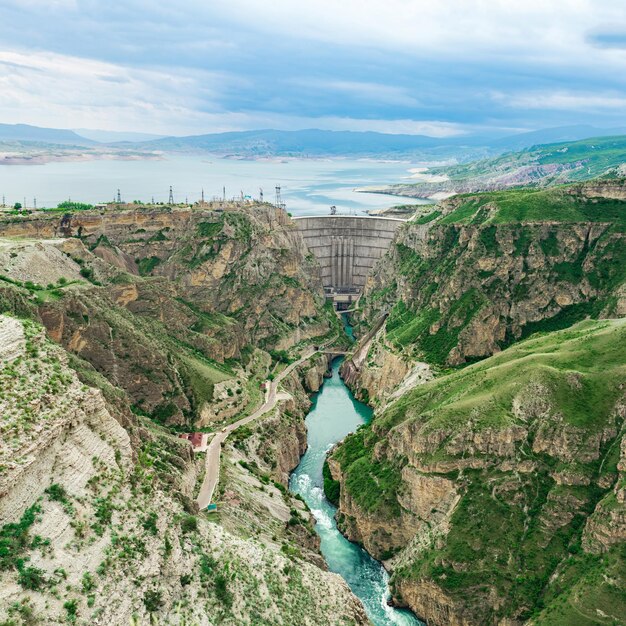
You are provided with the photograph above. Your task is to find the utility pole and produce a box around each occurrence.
[34,197,37,210]
[168,186,174,204]
[259,188,263,202]
[201,188,205,203]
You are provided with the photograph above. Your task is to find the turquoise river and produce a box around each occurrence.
[289,358,423,626]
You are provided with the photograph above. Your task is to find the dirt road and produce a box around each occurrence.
[196,346,321,510]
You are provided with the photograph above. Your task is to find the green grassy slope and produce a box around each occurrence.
[380,135,626,197]
[438,181,626,229]
[333,319,626,623]
[360,179,625,366]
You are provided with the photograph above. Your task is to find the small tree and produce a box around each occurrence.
[13,202,22,210]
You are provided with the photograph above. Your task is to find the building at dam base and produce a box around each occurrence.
[293,215,404,309]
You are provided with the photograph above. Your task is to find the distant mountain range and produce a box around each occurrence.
[1,122,625,159]
[0,123,94,146]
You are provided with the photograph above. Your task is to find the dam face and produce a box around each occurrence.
[293,215,404,308]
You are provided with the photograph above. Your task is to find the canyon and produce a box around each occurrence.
[0,177,625,626]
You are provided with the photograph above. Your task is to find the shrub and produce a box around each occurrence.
[45,484,67,502]
[81,572,96,593]
[143,590,163,613]
[214,574,233,608]
[79,267,94,281]
[17,566,46,590]
[141,512,158,536]
[181,516,197,534]
[63,599,78,623]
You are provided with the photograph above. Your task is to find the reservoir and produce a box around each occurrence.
[289,358,423,626]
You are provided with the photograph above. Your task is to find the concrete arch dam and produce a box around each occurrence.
[292,216,404,308]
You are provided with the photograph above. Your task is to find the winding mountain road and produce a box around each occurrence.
[196,345,325,511]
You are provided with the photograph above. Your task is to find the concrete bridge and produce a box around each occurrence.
[293,215,404,308]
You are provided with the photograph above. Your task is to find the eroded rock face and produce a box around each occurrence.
[330,320,626,625]
[0,204,340,426]
[0,316,132,524]
[0,317,371,626]
[355,192,625,367]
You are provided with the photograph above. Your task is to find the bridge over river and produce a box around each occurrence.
[292,215,404,309]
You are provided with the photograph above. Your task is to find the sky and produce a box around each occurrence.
[0,0,625,137]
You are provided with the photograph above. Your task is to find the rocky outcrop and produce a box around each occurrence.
[0,316,132,524]
[331,319,626,625]
[357,184,626,366]
[0,315,24,362]
[0,204,343,426]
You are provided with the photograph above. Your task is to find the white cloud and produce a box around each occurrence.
[0,48,232,134]
[0,47,463,136]
[492,90,626,111]
[209,0,626,68]
[289,79,421,107]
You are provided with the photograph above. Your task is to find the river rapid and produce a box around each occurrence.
[289,358,422,626]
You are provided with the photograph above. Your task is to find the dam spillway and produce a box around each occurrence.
[292,215,404,307]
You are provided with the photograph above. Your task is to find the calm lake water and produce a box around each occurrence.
[290,358,423,626]
[0,155,430,216]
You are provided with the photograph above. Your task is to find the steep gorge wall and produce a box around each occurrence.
[0,320,368,625]
[0,205,343,427]
[330,320,626,625]
[357,216,624,368]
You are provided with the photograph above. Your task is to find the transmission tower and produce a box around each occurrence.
[259,188,263,202]
[33,198,37,210]
[222,186,226,202]
[275,185,286,210]
[168,186,174,204]
[116,189,122,203]
[201,188,205,203]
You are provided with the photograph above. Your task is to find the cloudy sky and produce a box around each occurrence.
[1,0,625,136]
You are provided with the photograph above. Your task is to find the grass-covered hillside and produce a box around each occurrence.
[331,319,626,625]
[436,180,626,229]
[374,135,626,199]
[357,179,625,367]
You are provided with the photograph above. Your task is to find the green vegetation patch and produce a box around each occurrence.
[439,182,626,230]
[322,461,340,506]
[387,288,486,365]
[136,256,161,276]
[333,428,404,517]
[180,354,232,409]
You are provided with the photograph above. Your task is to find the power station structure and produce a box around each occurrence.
[292,215,404,310]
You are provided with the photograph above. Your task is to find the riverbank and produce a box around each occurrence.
[290,359,423,626]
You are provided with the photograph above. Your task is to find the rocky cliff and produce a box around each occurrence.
[354,180,625,372]
[330,319,626,625]
[0,316,369,625]
[0,203,343,427]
